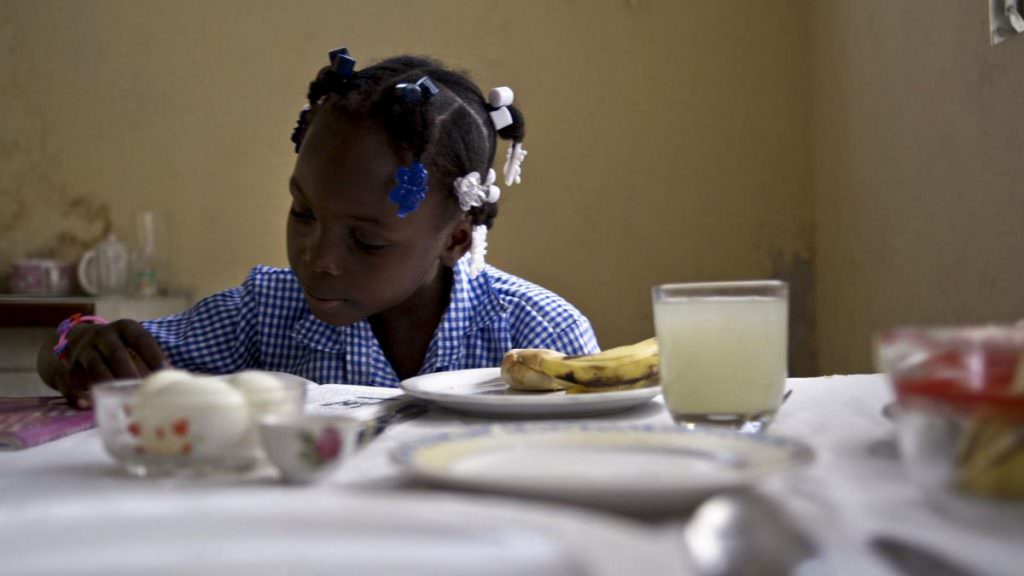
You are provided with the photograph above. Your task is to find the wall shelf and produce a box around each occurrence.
[0,295,190,327]
[0,295,191,373]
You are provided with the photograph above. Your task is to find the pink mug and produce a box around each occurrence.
[9,259,75,296]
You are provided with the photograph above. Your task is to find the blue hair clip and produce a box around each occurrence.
[388,162,428,217]
[291,48,357,154]
[328,47,356,77]
[395,76,440,102]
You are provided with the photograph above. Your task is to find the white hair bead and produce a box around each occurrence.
[489,107,513,130]
[488,86,515,107]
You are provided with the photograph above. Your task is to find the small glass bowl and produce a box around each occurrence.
[92,374,306,477]
[875,326,1024,507]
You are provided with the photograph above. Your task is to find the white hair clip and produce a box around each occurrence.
[453,168,501,212]
[453,169,500,278]
[468,225,489,278]
[456,86,524,278]
[503,142,527,186]
[487,87,527,186]
[488,86,514,130]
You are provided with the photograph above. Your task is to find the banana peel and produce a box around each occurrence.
[501,338,660,394]
[955,416,1024,498]
[955,354,1024,498]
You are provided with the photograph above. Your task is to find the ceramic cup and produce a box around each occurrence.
[9,259,75,296]
[259,414,363,484]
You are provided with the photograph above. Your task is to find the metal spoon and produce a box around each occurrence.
[680,490,819,576]
[871,535,977,576]
[356,399,429,448]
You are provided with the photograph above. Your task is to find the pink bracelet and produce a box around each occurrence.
[53,313,108,361]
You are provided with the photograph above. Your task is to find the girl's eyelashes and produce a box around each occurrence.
[289,199,389,251]
[352,231,390,252]
[289,204,315,222]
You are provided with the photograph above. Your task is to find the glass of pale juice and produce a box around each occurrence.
[652,281,788,432]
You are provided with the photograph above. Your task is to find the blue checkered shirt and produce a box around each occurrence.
[142,259,599,387]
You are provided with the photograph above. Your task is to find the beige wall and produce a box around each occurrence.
[1,0,813,364]
[811,2,1024,374]
[9,1,1018,377]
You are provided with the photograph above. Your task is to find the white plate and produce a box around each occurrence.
[399,368,660,418]
[393,423,814,516]
[1,491,689,576]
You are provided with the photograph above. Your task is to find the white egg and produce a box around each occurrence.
[228,371,303,464]
[131,375,249,459]
[229,371,291,411]
[137,368,192,398]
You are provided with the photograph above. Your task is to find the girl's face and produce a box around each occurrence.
[286,110,468,326]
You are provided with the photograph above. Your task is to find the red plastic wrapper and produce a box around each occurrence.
[876,325,1024,420]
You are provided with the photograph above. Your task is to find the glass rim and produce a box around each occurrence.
[91,379,142,392]
[878,324,1024,346]
[653,279,787,298]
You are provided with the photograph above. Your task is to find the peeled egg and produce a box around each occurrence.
[228,371,302,463]
[229,371,291,411]
[131,375,249,459]
[140,368,192,388]
[136,369,193,402]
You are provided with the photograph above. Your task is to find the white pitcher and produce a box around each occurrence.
[78,233,131,296]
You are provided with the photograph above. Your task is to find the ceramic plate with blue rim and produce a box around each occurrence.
[392,423,815,516]
[398,368,661,418]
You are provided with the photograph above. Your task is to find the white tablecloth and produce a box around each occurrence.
[2,374,1021,575]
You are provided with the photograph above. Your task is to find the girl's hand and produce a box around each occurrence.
[55,320,167,407]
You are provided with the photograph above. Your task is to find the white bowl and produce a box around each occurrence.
[259,414,363,484]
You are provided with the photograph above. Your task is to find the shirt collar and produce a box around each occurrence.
[293,312,345,353]
[291,257,506,376]
[458,256,506,333]
[293,316,398,384]
[421,258,506,371]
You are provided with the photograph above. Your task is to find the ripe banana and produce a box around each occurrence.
[501,337,660,394]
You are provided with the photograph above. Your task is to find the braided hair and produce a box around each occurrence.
[291,54,525,230]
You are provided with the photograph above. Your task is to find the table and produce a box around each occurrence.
[2,373,1021,575]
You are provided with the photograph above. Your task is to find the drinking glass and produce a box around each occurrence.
[652,281,788,432]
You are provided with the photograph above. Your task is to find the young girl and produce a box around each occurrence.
[38,48,599,406]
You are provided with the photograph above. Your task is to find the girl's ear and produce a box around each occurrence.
[440,216,473,267]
